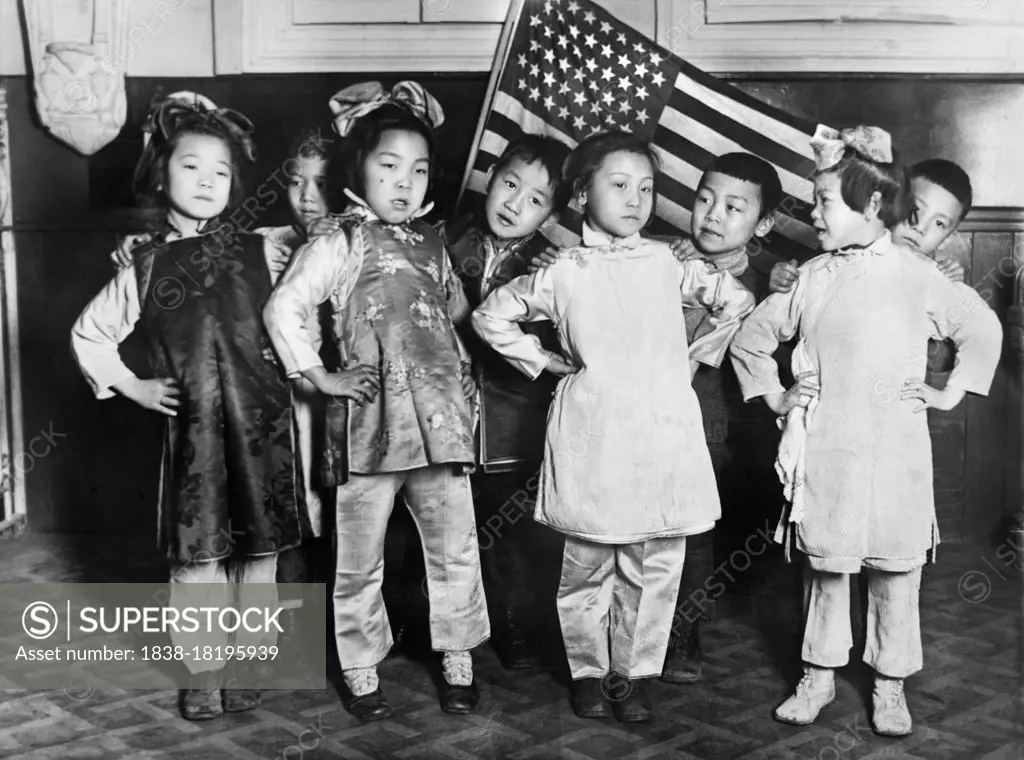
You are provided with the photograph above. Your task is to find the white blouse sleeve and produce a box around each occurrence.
[471,266,560,381]
[264,230,354,377]
[926,278,1003,396]
[729,268,808,402]
[679,259,756,368]
[70,264,142,399]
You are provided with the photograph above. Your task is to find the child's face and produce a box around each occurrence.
[484,157,556,241]
[580,150,654,239]
[286,156,329,231]
[362,129,430,224]
[811,171,871,250]
[892,177,963,258]
[166,133,233,222]
[691,171,770,256]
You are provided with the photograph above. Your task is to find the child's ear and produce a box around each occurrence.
[540,210,561,230]
[484,165,496,190]
[864,190,883,222]
[754,212,776,238]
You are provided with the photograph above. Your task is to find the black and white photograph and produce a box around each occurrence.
[0,0,1021,757]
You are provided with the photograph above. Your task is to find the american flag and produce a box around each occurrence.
[460,0,821,262]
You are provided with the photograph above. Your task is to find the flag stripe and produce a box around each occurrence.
[658,105,816,210]
[667,84,817,184]
[671,73,817,162]
[654,137,812,229]
[492,91,578,149]
[673,55,815,136]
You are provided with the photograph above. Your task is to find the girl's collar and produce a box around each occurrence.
[830,230,891,256]
[342,188,433,223]
[581,222,643,250]
[704,247,749,277]
[153,214,227,240]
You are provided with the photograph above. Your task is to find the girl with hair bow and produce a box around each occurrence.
[71,91,305,721]
[728,125,1003,737]
[265,80,489,722]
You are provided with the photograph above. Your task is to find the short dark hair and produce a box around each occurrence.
[489,133,572,211]
[818,148,914,229]
[564,131,660,220]
[133,115,253,212]
[289,127,333,162]
[909,158,973,221]
[698,152,783,220]
[340,104,436,201]
[284,126,342,212]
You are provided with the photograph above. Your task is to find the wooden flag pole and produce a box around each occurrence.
[457,0,528,206]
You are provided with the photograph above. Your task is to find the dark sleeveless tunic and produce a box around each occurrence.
[134,228,301,562]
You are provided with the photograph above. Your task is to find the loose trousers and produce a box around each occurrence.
[559,535,687,679]
[333,465,490,669]
[474,468,564,644]
[169,554,278,674]
[802,567,924,678]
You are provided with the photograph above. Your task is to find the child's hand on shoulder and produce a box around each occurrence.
[115,376,181,416]
[528,246,561,273]
[769,260,799,294]
[669,237,703,263]
[307,216,342,239]
[900,378,965,412]
[110,233,151,270]
[545,354,576,376]
[311,365,380,405]
[764,371,819,416]
[935,257,965,284]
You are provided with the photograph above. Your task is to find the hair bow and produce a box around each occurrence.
[329,80,445,138]
[143,90,257,162]
[810,124,893,171]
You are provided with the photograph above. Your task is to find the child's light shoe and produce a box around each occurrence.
[872,677,912,737]
[774,665,836,726]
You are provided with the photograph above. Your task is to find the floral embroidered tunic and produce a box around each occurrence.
[264,199,475,477]
[729,233,1003,572]
[471,224,756,544]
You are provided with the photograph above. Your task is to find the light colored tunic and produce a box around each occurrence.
[471,223,756,544]
[729,232,1003,572]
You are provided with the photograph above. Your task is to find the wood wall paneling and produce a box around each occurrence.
[238,0,502,73]
[293,0,420,24]
[420,0,513,24]
[0,0,214,77]
[706,0,1022,25]
[964,230,1016,541]
[659,0,1024,73]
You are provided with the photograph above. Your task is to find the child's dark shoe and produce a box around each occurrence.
[222,687,261,713]
[440,651,479,714]
[178,669,224,721]
[222,658,274,712]
[661,620,702,684]
[342,667,393,722]
[569,677,612,719]
[492,634,542,670]
[609,677,653,724]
